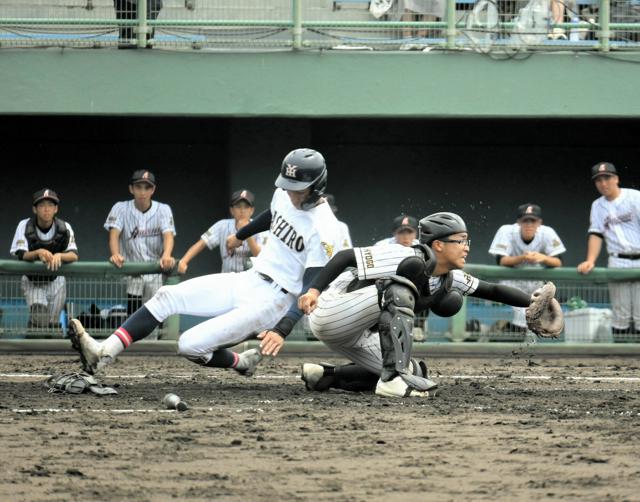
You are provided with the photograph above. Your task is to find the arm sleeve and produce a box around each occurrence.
[236,209,272,240]
[271,266,323,338]
[470,280,531,307]
[308,249,356,292]
[104,202,124,231]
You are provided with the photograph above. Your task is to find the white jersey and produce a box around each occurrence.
[252,188,340,296]
[10,218,78,255]
[428,270,479,297]
[353,244,421,280]
[374,237,420,247]
[201,218,268,273]
[104,200,175,262]
[588,188,640,266]
[489,223,566,268]
[337,220,353,250]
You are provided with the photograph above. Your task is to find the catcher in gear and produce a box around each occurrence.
[297,212,564,398]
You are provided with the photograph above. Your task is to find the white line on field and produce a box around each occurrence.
[2,373,640,382]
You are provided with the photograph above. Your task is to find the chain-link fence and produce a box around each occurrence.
[0,0,638,50]
[0,260,179,340]
[2,260,640,345]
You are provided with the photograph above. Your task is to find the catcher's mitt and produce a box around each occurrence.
[525,282,564,338]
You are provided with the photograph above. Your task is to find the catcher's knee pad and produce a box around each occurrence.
[377,281,416,377]
[29,303,50,327]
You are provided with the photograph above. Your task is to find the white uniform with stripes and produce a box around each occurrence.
[309,244,479,375]
[143,188,340,361]
[588,188,640,329]
[374,237,420,247]
[10,219,78,324]
[104,200,176,301]
[201,218,268,273]
[489,223,566,328]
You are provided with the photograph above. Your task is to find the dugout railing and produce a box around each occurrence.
[0,0,638,52]
[1,259,639,344]
[0,260,180,340]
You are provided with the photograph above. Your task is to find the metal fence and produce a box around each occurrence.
[2,259,639,344]
[0,260,179,340]
[0,0,638,51]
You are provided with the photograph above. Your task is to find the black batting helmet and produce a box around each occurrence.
[275,148,328,210]
[419,212,467,246]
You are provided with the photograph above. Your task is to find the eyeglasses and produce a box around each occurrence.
[440,238,471,246]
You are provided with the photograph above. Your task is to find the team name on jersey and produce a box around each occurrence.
[604,212,634,229]
[128,226,163,240]
[363,248,375,268]
[270,211,305,252]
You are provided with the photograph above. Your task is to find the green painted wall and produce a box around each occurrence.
[1,49,640,117]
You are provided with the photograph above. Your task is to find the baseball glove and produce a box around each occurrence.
[526,282,564,338]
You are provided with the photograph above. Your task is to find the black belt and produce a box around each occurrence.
[257,272,289,294]
[611,253,640,260]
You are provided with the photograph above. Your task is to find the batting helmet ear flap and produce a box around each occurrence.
[301,168,328,211]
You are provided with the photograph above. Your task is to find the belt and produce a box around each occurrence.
[257,272,289,295]
[610,253,640,260]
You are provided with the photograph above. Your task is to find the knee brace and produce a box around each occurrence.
[376,278,416,380]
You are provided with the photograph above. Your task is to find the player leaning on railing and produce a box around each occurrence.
[293,212,563,399]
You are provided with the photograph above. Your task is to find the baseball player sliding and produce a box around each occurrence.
[295,212,563,398]
[69,149,341,378]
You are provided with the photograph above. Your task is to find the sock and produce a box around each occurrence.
[204,349,237,369]
[333,363,379,392]
[102,306,161,357]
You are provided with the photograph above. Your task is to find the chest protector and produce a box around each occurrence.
[415,272,464,317]
[25,217,70,283]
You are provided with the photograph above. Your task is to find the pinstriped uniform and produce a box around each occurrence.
[588,188,640,329]
[309,244,479,375]
[104,200,175,299]
[201,218,268,273]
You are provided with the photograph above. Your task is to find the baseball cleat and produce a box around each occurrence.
[234,348,263,377]
[375,376,436,398]
[300,362,335,392]
[68,319,111,375]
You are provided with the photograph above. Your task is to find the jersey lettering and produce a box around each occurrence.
[271,210,305,252]
[363,248,375,268]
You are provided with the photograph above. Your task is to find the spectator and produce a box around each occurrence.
[178,189,266,275]
[489,203,566,333]
[105,170,176,319]
[399,0,445,43]
[10,188,79,328]
[578,162,640,336]
[114,0,163,48]
[324,194,353,250]
[375,215,419,247]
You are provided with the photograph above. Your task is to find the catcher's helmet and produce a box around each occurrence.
[419,212,467,246]
[275,148,328,210]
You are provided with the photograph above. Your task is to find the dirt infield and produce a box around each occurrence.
[1,353,639,502]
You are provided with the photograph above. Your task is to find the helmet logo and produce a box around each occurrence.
[142,171,150,179]
[402,217,409,225]
[285,163,298,178]
[44,189,50,197]
[526,206,533,214]
[599,164,606,172]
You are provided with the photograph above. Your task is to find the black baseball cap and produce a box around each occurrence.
[32,188,60,206]
[230,189,255,206]
[130,170,156,187]
[517,203,542,220]
[392,215,418,233]
[591,162,618,179]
